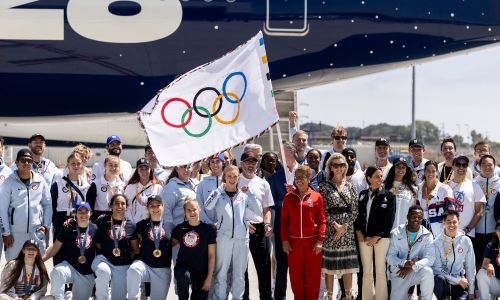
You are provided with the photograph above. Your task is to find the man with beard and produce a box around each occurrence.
[243,143,272,180]
[91,135,132,182]
[27,134,59,185]
[342,148,367,195]
[437,137,473,182]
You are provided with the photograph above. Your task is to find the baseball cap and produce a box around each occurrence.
[16,148,34,161]
[341,147,356,157]
[136,158,151,168]
[76,202,92,212]
[453,155,470,165]
[22,239,40,250]
[409,138,425,148]
[29,134,45,143]
[147,195,163,206]
[375,138,390,146]
[241,151,258,162]
[210,153,225,162]
[392,156,408,166]
[106,135,121,145]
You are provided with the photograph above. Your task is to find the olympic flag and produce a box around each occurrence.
[139,31,278,167]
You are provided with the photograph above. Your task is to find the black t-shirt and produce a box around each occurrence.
[135,219,172,268]
[440,166,453,182]
[95,217,137,266]
[484,242,500,280]
[56,222,98,275]
[172,221,216,274]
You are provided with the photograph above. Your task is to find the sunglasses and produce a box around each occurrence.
[334,136,348,141]
[331,163,346,169]
[454,162,468,168]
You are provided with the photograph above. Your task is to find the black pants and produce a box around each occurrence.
[434,276,468,300]
[474,233,492,268]
[175,265,209,300]
[273,210,288,300]
[244,223,272,300]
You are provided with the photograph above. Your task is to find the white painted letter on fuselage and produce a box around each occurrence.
[0,0,64,40]
[67,0,183,43]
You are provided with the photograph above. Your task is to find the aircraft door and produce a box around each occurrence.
[264,0,308,36]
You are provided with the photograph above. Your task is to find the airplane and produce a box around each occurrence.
[1,0,500,146]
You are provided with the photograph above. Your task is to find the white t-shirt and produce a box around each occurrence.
[91,159,133,183]
[124,182,163,224]
[447,179,486,238]
[238,175,274,223]
[346,169,367,195]
[390,181,417,230]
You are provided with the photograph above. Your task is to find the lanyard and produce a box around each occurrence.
[150,219,163,250]
[443,235,455,262]
[23,264,36,295]
[111,218,126,249]
[76,225,90,257]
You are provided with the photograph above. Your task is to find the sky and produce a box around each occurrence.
[297,45,500,143]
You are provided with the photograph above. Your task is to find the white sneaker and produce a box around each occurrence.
[408,293,418,300]
[64,291,72,300]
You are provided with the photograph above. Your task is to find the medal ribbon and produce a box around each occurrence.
[150,219,163,251]
[76,225,90,258]
[23,265,36,296]
[111,217,126,250]
[443,236,454,265]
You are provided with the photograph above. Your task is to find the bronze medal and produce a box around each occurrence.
[78,256,86,264]
[112,248,121,257]
[153,249,162,258]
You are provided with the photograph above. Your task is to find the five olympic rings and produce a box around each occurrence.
[160,72,247,138]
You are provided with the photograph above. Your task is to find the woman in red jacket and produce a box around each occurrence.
[281,165,327,300]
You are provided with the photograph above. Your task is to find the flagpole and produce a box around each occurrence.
[275,122,291,184]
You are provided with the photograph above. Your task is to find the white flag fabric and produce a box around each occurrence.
[139,31,278,167]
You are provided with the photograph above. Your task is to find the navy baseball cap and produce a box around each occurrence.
[409,138,424,148]
[76,202,92,212]
[106,135,121,145]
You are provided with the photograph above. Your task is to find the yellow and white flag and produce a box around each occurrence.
[139,31,278,167]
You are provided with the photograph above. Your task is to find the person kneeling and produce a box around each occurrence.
[43,203,98,300]
[386,205,435,300]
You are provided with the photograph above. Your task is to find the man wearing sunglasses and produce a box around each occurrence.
[445,155,485,240]
[321,127,361,172]
[0,149,52,260]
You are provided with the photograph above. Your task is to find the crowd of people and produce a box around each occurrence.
[1,115,500,300]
